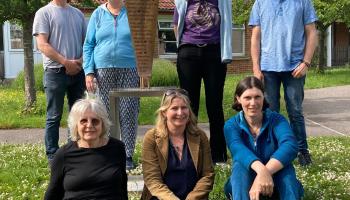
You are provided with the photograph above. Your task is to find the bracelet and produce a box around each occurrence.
[301,60,311,68]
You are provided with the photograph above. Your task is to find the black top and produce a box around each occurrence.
[163,139,198,200]
[45,137,128,200]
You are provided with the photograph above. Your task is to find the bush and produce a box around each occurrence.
[11,64,44,92]
[150,59,179,87]
[11,59,178,91]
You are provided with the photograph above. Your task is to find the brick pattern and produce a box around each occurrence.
[227,25,253,74]
[125,0,159,78]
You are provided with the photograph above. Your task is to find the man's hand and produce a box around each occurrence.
[251,26,263,83]
[85,74,96,93]
[249,168,274,200]
[253,67,264,83]
[64,59,82,75]
[292,62,308,78]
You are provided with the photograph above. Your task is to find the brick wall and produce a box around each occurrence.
[227,24,252,74]
[154,22,253,75]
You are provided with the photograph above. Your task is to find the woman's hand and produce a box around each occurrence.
[85,74,96,93]
[250,161,274,199]
[249,169,274,199]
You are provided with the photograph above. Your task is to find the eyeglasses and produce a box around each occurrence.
[79,117,101,127]
[161,88,189,103]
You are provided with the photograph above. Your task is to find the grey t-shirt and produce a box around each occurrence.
[33,2,86,69]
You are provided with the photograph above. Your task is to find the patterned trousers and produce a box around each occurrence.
[96,68,140,158]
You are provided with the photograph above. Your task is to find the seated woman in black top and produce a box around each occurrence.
[45,97,128,200]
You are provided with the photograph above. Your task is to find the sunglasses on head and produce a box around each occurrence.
[161,88,189,102]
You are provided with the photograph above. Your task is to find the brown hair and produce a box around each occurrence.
[232,76,269,111]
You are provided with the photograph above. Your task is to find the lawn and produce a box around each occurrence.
[1,66,350,128]
[0,137,349,199]
[1,65,350,199]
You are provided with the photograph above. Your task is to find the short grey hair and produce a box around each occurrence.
[68,97,111,141]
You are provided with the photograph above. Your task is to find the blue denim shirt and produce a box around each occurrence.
[248,0,318,72]
[224,109,298,170]
[174,0,232,63]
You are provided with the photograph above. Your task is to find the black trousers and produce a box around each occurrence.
[177,44,227,163]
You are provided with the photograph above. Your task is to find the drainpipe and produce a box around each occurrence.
[326,25,332,67]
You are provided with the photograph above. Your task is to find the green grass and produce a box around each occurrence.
[1,66,350,128]
[1,137,349,199]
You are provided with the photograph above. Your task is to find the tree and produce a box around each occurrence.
[313,0,350,72]
[232,0,254,25]
[314,0,350,72]
[0,0,48,110]
[0,0,96,110]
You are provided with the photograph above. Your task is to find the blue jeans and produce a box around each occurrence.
[44,68,85,159]
[263,71,308,153]
[224,162,304,200]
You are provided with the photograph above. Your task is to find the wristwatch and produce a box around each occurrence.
[301,60,311,68]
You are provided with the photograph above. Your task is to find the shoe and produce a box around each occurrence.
[126,157,135,170]
[298,152,312,167]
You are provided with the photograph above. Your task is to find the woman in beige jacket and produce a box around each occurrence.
[141,89,215,200]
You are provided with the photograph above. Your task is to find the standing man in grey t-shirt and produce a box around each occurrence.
[33,0,86,163]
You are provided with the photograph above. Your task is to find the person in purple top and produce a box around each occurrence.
[173,0,232,164]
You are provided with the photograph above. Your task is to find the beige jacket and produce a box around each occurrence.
[141,128,215,200]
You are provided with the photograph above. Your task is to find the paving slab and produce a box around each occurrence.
[304,85,350,137]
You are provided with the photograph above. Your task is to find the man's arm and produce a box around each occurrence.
[292,23,318,78]
[251,26,263,81]
[36,33,82,75]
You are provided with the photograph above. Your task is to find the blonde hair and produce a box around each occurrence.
[155,91,199,135]
[68,97,111,141]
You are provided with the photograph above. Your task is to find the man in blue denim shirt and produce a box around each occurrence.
[249,0,318,166]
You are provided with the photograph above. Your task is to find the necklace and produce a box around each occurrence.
[106,3,121,16]
[248,124,261,138]
[170,135,184,160]
[173,144,183,160]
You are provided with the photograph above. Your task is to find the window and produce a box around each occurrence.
[10,24,23,49]
[232,24,245,57]
[158,20,177,54]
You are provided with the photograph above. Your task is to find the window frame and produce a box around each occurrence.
[7,22,39,52]
[232,24,246,57]
[158,19,177,58]
[8,23,24,52]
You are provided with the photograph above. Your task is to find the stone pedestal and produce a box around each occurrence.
[109,87,176,139]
